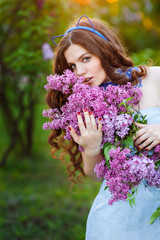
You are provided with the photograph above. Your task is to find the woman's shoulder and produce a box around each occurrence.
[145,66,160,87]
[139,66,160,109]
[146,66,160,74]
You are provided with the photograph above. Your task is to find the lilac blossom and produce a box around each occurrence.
[95,147,160,205]
[94,157,107,178]
[115,114,133,138]
[42,43,54,60]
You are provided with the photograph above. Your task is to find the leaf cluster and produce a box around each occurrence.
[126,187,137,208]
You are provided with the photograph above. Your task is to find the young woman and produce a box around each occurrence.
[47,16,160,240]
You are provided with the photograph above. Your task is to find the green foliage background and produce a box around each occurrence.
[0,0,160,239]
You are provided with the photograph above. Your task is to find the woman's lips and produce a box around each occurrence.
[84,77,93,85]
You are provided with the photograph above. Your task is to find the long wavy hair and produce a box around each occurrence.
[46,18,147,185]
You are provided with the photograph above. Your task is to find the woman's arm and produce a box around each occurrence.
[69,110,103,181]
[81,149,103,182]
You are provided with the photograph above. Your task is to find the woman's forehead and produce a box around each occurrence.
[64,44,89,63]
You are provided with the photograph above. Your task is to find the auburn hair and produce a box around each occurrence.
[46,18,147,184]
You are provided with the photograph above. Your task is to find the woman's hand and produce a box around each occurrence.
[68,109,103,180]
[133,122,160,150]
[69,109,102,155]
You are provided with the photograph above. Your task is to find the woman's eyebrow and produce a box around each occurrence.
[78,53,88,60]
[68,53,89,65]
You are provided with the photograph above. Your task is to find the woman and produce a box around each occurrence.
[47,15,160,239]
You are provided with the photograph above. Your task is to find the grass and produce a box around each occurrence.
[0,102,100,240]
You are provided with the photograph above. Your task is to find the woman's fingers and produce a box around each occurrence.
[133,122,148,141]
[136,137,154,150]
[133,126,145,142]
[77,112,86,134]
[134,122,146,128]
[81,109,100,132]
[136,139,158,150]
[89,111,97,130]
[133,123,160,150]
[83,109,92,131]
[71,109,102,136]
[98,117,102,132]
[145,140,159,150]
[68,126,80,144]
[134,132,149,146]
[133,127,152,150]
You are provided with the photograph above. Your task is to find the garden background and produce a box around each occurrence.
[0,0,160,239]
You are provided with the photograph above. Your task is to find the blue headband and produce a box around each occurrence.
[52,15,109,46]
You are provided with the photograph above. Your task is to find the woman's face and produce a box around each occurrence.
[64,44,107,86]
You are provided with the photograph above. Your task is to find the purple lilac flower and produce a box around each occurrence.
[155,144,160,153]
[94,157,107,178]
[94,147,160,205]
[42,43,54,60]
[115,114,133,138]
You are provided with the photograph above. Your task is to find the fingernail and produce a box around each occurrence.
[84,108,88,112]
[77,112,81,115]
[137,146,140,150]
[99,117,102,121]
[89,111,92,115]
[68,126,71,130]
[145,148,148,151]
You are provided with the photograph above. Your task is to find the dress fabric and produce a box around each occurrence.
[85,107,160,240]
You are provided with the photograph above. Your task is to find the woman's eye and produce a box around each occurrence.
[83,56,91,62]
[70,64,76,70]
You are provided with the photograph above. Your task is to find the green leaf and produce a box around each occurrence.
[104,145,116,170]
[104,147,110,169]
[133,114,139,121]
[105,160,110,170]
[104,147,111,161]
[119,100,126,107]
[123,136,134,148]
[129,197,136,208]
[131,187,136,193]
[131,197,136,207]
[129,200,133,208]
[126,97,134,102]
[136,114,148,124]
[126,105,132,111]
[127,193,133,197]
[149,210,160,224]
[102,142,112,150]
[155,159,160,166]
[115,135,119,143]
[119,97,134,108]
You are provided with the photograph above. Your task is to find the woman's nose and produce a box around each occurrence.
[76,64,86,76]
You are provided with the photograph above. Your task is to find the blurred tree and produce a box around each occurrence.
[74,0,92,4]
[0,0,56,165]
[94,0,160,52]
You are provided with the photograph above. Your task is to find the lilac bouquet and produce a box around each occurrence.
[43,69,160,223]
[43,70,142,146]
